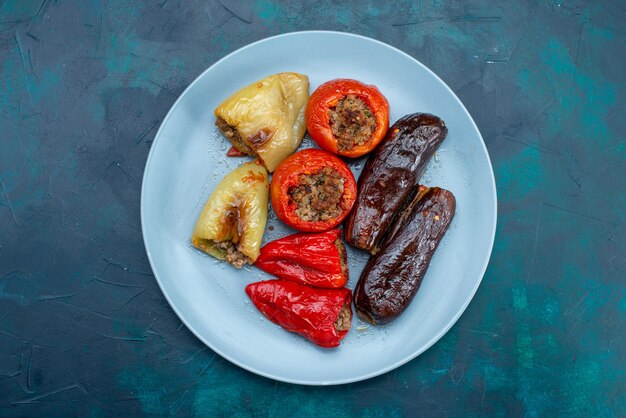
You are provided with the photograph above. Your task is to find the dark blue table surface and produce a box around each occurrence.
[1,1,624,416]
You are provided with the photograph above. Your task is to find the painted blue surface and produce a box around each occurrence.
[0,1,624,416]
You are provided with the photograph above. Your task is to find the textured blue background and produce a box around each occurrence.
[1,0,625,416]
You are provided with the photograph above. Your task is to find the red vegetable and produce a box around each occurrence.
[254,229,349,288]
[305,79,389,158]
[270,148,357,232]
[245,279,352,348]
[226,146,247,157]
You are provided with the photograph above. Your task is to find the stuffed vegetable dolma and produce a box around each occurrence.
[214,72,310,172]
[191,161,269,268]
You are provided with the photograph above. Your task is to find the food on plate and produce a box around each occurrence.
[226,146,247,157]
[254,229,349,288]
[246,279,352,347]
[305,78,389,158]
[191,161,269,268]
[381,184,429,245]
[353,187,456,325]
[214,72,310,172]
[197,70,456,338]
[344,113,448,253]
[270,148,357,232]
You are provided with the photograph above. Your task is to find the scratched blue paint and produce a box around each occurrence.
[334,7,354,27]
[564,360,605,414]
[93,203,119,229]
[1,58,15,109]
[360,406,403,418]
[0,271,35,306]
[528,37,616,145]
[191,369,354,418]
[0,0,624,416]
[581,277,609,314]
[28,67,62,105]
[118,366,167,414]
[256,1,282,20]
[542,298,559,324]
[495,146,546,192]
[89,407,105,418]
[0,0,21,15]
[364,2,384,17]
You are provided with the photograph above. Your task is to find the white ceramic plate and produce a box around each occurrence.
[141,31,497,385]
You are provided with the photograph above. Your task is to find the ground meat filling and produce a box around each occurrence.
[288,167,345,222]
[211,240,252,269]
[335,238,349,279]
[334,302,352,332]
[215,116,255,156]
[329,94,377,151]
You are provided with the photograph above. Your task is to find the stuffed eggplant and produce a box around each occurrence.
[353,187,456,325]
[191,160,269,268]
[214,72,310,172]
[344,113,448,253]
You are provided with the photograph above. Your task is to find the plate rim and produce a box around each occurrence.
[140,30,498,385]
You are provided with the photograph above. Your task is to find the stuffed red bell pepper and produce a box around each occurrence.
[254,229,349,288]
[245,279,352,348]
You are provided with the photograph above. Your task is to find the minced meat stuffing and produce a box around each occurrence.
[329,94,377,151]
[215,116,255,156]
[212,240,252,269]
[288,167,345,222]
[334,302,352,332]
[335,238,348,279]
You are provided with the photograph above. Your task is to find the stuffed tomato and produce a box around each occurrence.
[270,149,356,232]
[305,79,389,158]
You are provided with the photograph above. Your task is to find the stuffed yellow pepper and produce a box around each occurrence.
[214,72,309,172]
[191,160,269,268]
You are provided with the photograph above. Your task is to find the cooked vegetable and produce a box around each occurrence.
[226,146,247,157]
[379,184,428,251]
[305,79,389,158]
[344,113,448,253]
[270,148,357,232]
[214,72,310,172]
[191,161,269,267]
[246,279,352,347]
[353,187,456,325]
[254,229,349,288]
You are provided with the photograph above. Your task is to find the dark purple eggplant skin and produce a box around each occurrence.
[344,113,448,253]
[353,187,456,325]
